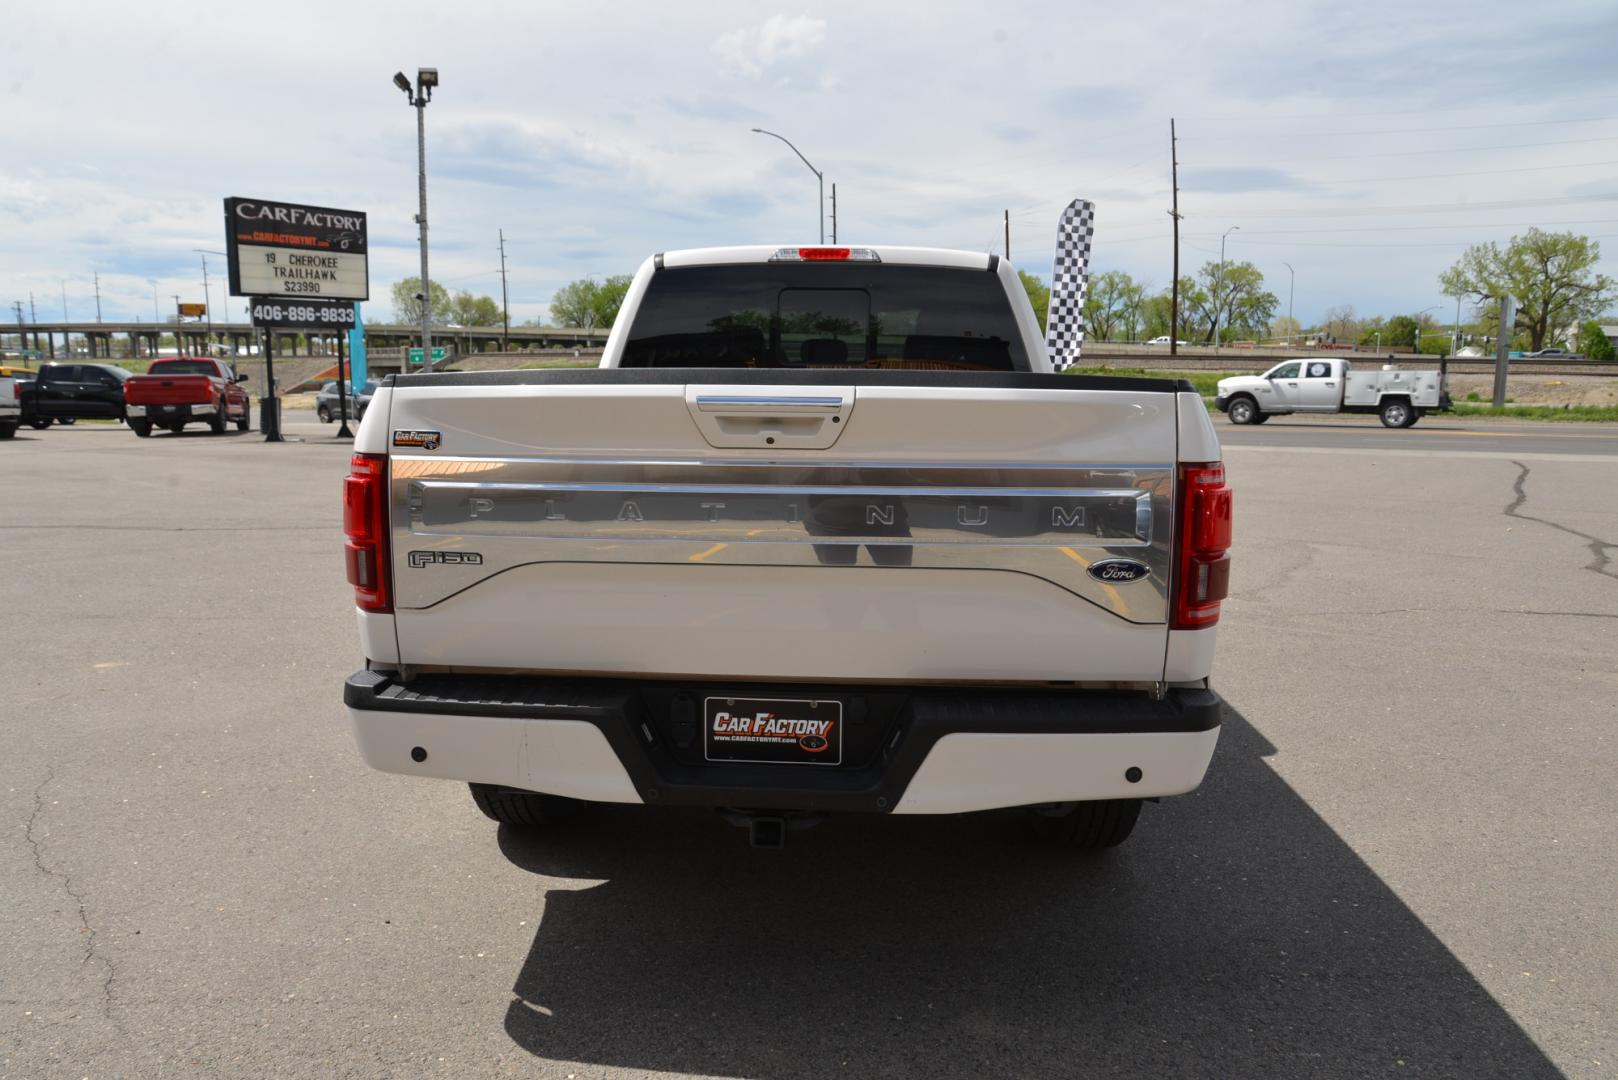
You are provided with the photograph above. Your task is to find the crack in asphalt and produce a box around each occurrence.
[1506,460,1618,581]
[24,768,119,1025]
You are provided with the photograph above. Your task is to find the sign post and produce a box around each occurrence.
[249,298,360,442]
[224,197,369,442]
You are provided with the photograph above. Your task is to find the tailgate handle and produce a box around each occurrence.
[694,394,847,415]
[685,385,854,450]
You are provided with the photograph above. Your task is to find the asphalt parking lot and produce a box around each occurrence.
[3,414,1616,1078]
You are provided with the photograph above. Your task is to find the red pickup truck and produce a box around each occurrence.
[124,358,251,437]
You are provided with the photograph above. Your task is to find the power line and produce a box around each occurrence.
[1186,114,1618,140]
[1191,134,1618,165]
[1195,232,1618,249]
[1185,157,1618,186]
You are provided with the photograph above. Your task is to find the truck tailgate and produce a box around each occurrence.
[126,375,215,404]
[381,370,1185,684]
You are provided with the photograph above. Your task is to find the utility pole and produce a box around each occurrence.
[61,280,68,322]
[1004,209,1011,259]
[1492,294,1515,407]
[93,272,103,323]
[1282,262,1295,346]
[830,183,837,244]
[1215,226,1239,351]
[29,292,36,323]
[199,252,213,347]
[1169,119,1182,359]
[498,229,511,353]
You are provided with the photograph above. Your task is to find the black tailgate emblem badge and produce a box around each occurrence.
[409,551,484,568]
[1087,559,1150,583]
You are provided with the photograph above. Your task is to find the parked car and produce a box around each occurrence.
[1145,335,1189,346]
[1522,348,1581,359]
[124,357,251,437]
[0,374,19,438]
[21,363,130,427]
[315,379,378,423]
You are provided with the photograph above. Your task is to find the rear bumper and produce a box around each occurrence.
[344,671,1222,814]
[126,401,214,419]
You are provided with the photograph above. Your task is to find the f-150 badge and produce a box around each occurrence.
[393,429,441,450]
[1087,558,1150,583]
[408,550,483,568]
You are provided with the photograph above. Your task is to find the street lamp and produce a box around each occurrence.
[1214,226,1239,351]
[1413,304,1441,356]
[395,67,438,367]
[751,128,824,243]
[1281,261,1295,346]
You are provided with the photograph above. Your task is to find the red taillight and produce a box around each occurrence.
[344,453,392,613]
[800,247,851,260]
[1172,462,1233,630]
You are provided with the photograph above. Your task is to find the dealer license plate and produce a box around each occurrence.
[704,696,842,766]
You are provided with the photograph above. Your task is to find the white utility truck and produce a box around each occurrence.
[1215,357,1447,428]
[343,245,1233,849]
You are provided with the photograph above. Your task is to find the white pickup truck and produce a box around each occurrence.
[1215,357,1447,428]
[343,245,1232,850]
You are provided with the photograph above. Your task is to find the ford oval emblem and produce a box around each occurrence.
[1087,559,1151,584]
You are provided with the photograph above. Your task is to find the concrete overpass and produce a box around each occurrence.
[1,321,609,361]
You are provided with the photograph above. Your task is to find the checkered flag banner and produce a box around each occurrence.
[1045,199,1096,370]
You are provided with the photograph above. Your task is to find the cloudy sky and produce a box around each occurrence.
[3,0,1616,329]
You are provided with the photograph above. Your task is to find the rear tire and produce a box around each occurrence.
[208,403,227,434]
[235,404,250,432]
[129,420,152,438]
[0,421,16,439]
[1379,399,1413,428]
[59,417,76,425]
[469,783,586,827]
[1226,396,1260,425]
[29,418,52,430]
[1027,799,1143,849]
[317,404,332,423]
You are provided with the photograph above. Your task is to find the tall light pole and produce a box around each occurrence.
[751,128,824,243]
[1413,304,1441,356]
[395,67,438,367]
[1214,226,1239,351]
[1282,261,1295,346]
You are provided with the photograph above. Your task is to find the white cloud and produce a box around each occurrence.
[0,0,1615,326]
[714,15,827,79]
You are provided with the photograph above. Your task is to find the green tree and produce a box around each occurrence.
[390,277,453,326]
[1382,314,1419,350]
[1018,271,1049,332]
[1083,270,1146,341]
[1439,229,1616,351]
[1139,292,1174,339]
[1192,261,1276,343]
[1577,319,1617,361]
[549,275,634,329]
[446,290,504,326]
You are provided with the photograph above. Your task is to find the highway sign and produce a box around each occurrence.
[224,197,369,301]
[249,298,358,330]
[407,347,448,366]
[178,302,207,318]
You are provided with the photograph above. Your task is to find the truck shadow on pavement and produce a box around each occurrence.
[495,704,1561,1079]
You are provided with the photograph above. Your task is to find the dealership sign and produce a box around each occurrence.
[249,298,358,330]
[224,197,369,301]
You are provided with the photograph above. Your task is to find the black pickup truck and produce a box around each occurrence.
[20,363,130,428]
